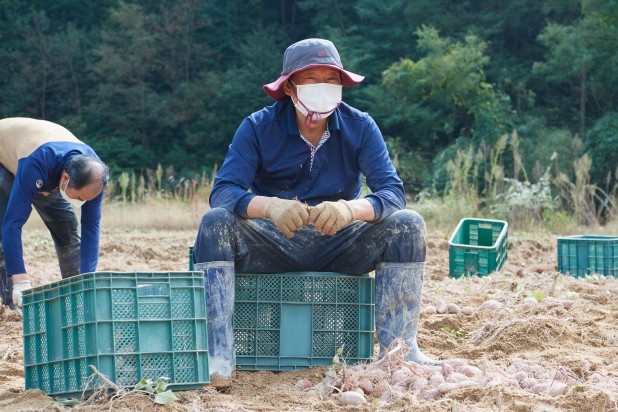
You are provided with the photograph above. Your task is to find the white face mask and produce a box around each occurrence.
[60,177,86,208]
[291,82,342,127]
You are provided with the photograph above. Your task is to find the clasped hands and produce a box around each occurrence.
[264,197,355,238]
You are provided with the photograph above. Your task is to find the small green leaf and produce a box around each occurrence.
[336,344,345,355]
[325,367,337,378]
[153,378,169,393]
[442,327,468,339]
[530,290,546,302]
[154,390,178,405]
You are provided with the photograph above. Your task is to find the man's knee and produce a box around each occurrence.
[198,208,238,236]
[384,209,426,236]
[195,208,241,264]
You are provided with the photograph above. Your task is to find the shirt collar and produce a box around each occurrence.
[284,97,341,136]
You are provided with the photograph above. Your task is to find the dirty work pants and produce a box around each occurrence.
[193,208,426,273]
[193,207,427,378]
[0,163,81,308]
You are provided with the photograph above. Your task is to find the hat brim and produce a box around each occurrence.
[263,64,365,100]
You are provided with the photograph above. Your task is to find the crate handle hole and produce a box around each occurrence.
[137,284,169,297]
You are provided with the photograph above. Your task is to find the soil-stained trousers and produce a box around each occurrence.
[193,207,439,380]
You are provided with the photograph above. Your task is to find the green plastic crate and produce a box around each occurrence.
[233,272,374,370]
[448,218,508,278]
[188,248,375,369]
[22,272,209,398]
[557,235,618,277]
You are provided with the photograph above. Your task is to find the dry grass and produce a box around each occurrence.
[24,198,210,231]
[22,197,616,238]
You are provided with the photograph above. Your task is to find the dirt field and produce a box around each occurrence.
[1,227,617,411]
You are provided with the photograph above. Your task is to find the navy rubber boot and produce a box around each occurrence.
[55,243,81,279]
[375,261,441,365]
[0,263,17,310]
[195,261,235,385]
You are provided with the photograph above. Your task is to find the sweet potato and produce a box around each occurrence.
[441,362,454,376]
[295,379,313,390]
[460,365,482,378]
[429,372,445,387]
[435,299,447,314]
[358,379,373,394]
[530,382,550,394]
[504,378,520,388]
[447,372,469,383]
[461,306,475,316]
[349,365,365,373]
[418,388,438,400]
[513,371,528,382]
[392,370,409,384]
[548,382,568,396]
[334,391,366,406]
[521,377,537,389]
[446,303,461,314]
[413,377,428,391]
[479,299,503,311]
[379,389,404,403]
[351,387,364,395]
[425,306,437,315]
[437,381,479,393]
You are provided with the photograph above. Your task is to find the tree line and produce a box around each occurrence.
[1,0,617,196]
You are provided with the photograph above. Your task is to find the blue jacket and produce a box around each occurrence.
[2,142,103,275]
[210,98,405,221]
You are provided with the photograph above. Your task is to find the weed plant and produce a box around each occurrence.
[410,129,618,233]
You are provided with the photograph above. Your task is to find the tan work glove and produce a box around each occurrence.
[264,197,310,238]
[309,200,355,236]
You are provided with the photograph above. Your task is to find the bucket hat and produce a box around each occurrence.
[263,38,364,100]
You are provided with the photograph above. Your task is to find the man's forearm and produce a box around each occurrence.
[347,199,375,222]
[247,196,271,218]
[11,273,28,281]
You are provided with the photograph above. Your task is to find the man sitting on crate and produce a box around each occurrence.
[193,38,440,388]
[0,118,110,310]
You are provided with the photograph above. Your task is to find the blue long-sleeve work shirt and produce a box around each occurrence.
[210,98,405,221]
[2,142,103,275]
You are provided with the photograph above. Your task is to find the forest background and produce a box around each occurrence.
[2,0,618,230]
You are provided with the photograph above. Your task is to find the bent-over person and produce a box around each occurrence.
[0,117,109,309]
